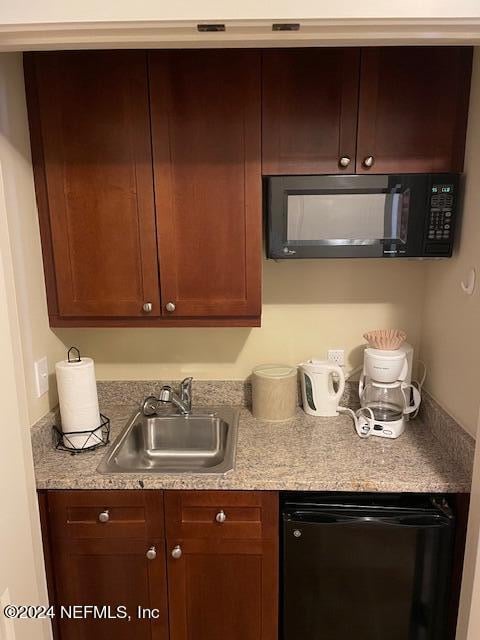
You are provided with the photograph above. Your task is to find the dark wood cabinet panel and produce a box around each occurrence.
[262,48,360,175]
[42,490,168,640]
[52,537,168,640]
[149,50,262,318]
[165,490,278,640]
[47,490,164,540]
[356,47,472,173]
[25,51,160,318]
[40,489,278,640]
[166,538,277,640]
[164,490,278,541]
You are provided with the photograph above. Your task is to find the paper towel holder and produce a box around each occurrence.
[67,346,82,363]
[52,414,110,454]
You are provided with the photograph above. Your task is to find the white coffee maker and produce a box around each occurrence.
[358,343,420,439]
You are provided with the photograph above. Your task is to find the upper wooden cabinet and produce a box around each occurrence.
[25,51,161,319]
[25,47,472,327]
[25,50,262,327]
[261,46,472,175]
[149,51,262,319]
[356,47,472,173]
[262,48,360,175]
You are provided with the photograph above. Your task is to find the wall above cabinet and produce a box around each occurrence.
[24,46,472,328]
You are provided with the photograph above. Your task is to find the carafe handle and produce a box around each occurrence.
[402,384,421,414]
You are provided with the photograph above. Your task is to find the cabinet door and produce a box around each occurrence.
[52,538,168,640]
[262,48,360,175]
[356,47,472,173]
[165,490,278,640]
[149,51,262,319]
[26,51,160,317]
[166,539,277,640]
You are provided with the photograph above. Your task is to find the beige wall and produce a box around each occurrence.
[420,49,480,438]
[0,52,66,425]
[58,259,425,381]
[0,55,51,640]
[1,0,480,23]
[457,409,480,640]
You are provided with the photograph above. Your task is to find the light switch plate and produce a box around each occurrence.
[34,356,49,398]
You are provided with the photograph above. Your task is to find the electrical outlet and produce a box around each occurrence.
[328,349,345,367]
[34,356,49,398]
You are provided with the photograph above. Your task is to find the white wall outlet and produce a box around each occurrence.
[34,356,49,398]
[328,349,345,367]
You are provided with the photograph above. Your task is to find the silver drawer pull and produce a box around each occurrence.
[215,510,227,524]
[171,545,182,559]
[165,302,176,313]
[143,302,153,313]
[363,155,375,168]
[146,546,157,560]
[98,510,109,523]
[339,156,351,168]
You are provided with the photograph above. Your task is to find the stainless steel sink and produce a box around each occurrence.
[97,407,239,474]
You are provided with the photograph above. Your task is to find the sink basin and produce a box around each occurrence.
[97,407,239,474]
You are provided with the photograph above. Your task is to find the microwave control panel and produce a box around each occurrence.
[428,184,454,242]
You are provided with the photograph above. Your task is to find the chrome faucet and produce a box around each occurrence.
[158,377,193,415]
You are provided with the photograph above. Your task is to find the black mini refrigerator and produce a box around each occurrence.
[282,493,455,640]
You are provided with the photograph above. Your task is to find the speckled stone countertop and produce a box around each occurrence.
[31,381,473,492]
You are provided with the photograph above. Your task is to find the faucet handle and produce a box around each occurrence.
[180,377,193,409]
[180,377,193,395]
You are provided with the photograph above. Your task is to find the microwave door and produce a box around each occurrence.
[284,191,407,257]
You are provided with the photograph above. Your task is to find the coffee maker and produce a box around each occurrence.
[357,343,420,439]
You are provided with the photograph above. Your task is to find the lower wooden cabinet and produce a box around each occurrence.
[39,490,279,640]
[52,538,168,640]
[165,491,278,640]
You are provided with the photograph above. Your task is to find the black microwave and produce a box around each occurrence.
[266,173,460,259]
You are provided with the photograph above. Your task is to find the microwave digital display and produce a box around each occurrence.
[432,185,453,194]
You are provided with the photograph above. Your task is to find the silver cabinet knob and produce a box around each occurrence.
[215,510,227,523]
[165,302,176,313]
[171,545,182,560]
[98,510,109,523]
[363,155,375,168]
[143,302,153,313]
[339,156,351,168]
[146,546,157,560]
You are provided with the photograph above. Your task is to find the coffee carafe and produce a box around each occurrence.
[359,380,420,438]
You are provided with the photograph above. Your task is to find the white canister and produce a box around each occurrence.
[55,355,100,449]
[252,364,297,422]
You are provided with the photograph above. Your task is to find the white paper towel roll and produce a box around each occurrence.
[55,357,100,449]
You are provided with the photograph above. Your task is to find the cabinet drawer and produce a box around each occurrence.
[165,491,278,541]
[47,490,164,540]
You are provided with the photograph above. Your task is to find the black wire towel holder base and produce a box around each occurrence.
[53,414,110,454]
